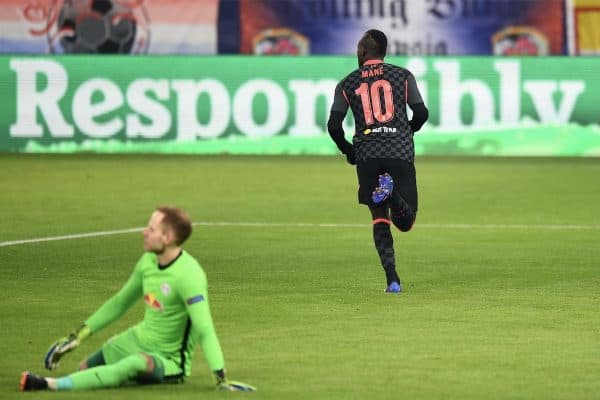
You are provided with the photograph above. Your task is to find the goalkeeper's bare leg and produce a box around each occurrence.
[20,352,162,391]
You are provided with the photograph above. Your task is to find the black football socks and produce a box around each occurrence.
[373,220,400,285]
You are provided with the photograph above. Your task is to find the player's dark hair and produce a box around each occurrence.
[363,29,387,57]
[156,206,192,245]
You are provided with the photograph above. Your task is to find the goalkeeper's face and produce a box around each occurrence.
[143,211,172,254]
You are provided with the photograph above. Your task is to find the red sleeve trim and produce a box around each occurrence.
[342,89,349,104]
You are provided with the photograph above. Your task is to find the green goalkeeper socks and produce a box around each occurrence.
[55,377,73,390]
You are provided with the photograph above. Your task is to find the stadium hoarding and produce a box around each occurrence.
[567,0,600,55]
[1,55,599,156]
[234,0,566,55]
[2,0,566,56]
[0,0,219,54]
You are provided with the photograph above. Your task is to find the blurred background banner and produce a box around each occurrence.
[1,55,599,155]
[0,0,219,54]
[568,0,600,55]
[0,0,570,55]
[233,0,566,55]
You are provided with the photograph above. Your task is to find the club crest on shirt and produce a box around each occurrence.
[144,293,164,311]
[160,283,171,296]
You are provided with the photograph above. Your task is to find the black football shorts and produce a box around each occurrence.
[356,158,418,211]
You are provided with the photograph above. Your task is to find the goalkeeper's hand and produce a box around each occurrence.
[214,370,256,392]
[44,325,91,370]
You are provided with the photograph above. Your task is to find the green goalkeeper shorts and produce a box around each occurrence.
[101,327,184,383]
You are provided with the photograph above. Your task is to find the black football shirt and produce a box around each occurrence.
[331,60,424,163]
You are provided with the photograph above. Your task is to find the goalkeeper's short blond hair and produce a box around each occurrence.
[156,206,192,246]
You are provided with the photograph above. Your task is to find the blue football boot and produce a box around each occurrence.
[372,173,394,204]
[385,281,402,293]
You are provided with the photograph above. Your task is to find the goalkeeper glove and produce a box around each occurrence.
[44,324,91,370]
[214,369,256,392]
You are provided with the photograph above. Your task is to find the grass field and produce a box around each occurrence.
[1,154,599,400]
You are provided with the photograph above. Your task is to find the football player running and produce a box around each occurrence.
[327,29,429,293]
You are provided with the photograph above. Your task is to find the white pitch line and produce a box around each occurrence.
[0,227,144,247]
[195,222,600,230]
[1,221,599,248]
[414,223,600,230]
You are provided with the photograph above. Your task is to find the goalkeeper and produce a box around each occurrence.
[20,206,255,392]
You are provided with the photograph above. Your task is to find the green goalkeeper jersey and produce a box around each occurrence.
[84,250,224,376]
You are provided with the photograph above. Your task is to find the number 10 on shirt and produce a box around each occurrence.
[355,79,396,125]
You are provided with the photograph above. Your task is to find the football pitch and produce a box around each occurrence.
[1,154,599,400]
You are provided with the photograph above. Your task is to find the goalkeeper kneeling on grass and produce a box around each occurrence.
[20,206,255,393]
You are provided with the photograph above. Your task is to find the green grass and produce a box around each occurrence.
[1,154,599,400]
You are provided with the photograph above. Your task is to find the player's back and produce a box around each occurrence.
[339,61,415,162]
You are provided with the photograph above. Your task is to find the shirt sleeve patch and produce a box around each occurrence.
[186,295,205,305]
